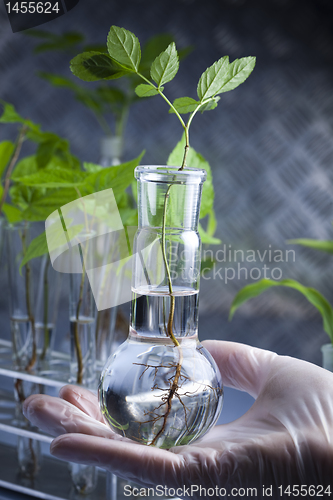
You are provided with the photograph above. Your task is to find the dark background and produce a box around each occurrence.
[1,0,333,365]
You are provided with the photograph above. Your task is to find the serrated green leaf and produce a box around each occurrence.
[150,42,179,87]
[197,56,229,101]
[0,141,15,178]
[135,84,159,98]
[70,52,130,82]
[199,96,220,113]
[288,239,333,255]
[217,56,256,94]
[107,26,141,72]
[169,97,199,115]
[229,278,333,342]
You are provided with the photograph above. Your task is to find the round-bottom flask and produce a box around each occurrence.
[99,166,223,447]
[99,331,222,448]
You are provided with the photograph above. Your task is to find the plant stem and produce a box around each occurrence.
[74,251,85,384]
[41,256,50,361]
[21,224,37,372]
[161,185,179,347]
[0,126,27,216]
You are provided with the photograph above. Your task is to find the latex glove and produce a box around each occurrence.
[23,341,333,498]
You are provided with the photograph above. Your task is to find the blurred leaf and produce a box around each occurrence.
[83,43,108,53]
[288,239,333,255]
[167,134,215,220]
[81,151,145,196]
[0,101,39,132]
[141,34,174,69]
[20,188,79,221]
[26,30,84,53]
[229,278,333,343]
[2,203,23,223]
[12,155,38,179]
[199,223,221,244]
[14,167,87,188]
[0,141,15,178]
[39,72,103,114]
[83,162,103,173]
[96,86,126,105]
[150,42,179,87]
[20,231,48,272]
[71,52,130,82]
[107,26,141,72]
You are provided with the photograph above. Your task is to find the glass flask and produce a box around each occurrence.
[99,166,223,448]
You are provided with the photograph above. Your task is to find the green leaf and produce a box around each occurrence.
[81,151,145,196]
[288,239,333,255]
[198,223,221,244]
[0,141,15,178]
[26,30,84,53]
[20,188,79,222]
[70,52,130,82]
[217,56,256,94]
[19,231,48,273]
[197,56,229,100]
[12,155,39,179]
[169,97,199,115]
[167,135,217,227]
[229,278,333,343]
[199,96,220,113]
[14,167,87,188]
[2,204,23,223]
[39,72,104,114]
[39,72,78,90]
[167,135,214,219]
[96,86,126,105]
[135,84,159,98]
[0,101,39,132]
[150,42,179,87]
[141,34,174,69]
[83,162,104,174]
[107,26,141,72]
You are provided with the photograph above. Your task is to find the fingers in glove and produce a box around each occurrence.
[59,385,105,423]
[50,433,183,488]
[23,394,114,438]
[202,340,277,398]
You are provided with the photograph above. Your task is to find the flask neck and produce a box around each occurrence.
[135,166,206,231]
[99,136,123,167]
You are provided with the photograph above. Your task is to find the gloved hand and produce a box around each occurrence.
[23,341,333,499]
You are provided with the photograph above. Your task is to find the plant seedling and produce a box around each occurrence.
[71,25,256,445]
